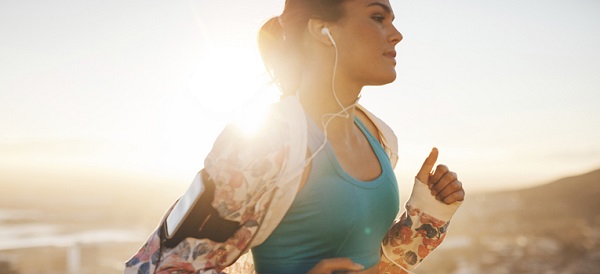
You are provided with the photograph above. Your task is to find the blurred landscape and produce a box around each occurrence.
[0,168,184,274]
[1,168,599,274]
[418,168,600,274]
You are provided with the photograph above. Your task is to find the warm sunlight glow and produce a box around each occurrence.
[188,45,280,137]
[188,45,278,115]
[154,45,280,176]
[233,98,273,137]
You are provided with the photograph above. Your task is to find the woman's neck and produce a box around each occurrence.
[297,73,363,134]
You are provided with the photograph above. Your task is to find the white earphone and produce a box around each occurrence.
[321,27,336,46]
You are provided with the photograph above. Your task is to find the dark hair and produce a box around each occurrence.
[258,0,347,96]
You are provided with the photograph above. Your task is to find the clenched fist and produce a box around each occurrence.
[416,147,465,204]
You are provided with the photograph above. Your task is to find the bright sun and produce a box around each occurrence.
[188,45,279,117]
[157,45,280,176]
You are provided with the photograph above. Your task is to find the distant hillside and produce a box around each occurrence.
[418,168,600,273]
[517,168,600,219]
[449,167,600,236]
[482,168,600,222]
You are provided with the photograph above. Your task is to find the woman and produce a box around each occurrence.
[125,0,465,273]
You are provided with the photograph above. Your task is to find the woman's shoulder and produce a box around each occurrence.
[355,107,381,142]
[357,105,397,140]
[204,96,307,178]
[203,97,308,217]
[355,105,399,167]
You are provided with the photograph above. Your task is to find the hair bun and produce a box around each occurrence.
[258,16,293,93]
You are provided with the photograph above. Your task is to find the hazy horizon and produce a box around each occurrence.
[1,0,599,193]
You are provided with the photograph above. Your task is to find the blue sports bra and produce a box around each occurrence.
[251,115,399,273]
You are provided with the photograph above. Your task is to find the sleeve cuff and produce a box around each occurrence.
[406,178,462,221]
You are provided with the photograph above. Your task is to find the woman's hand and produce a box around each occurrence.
[307,258,365,274]
[416,147,465,204]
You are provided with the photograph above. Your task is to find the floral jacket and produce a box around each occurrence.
[125,96,462,274]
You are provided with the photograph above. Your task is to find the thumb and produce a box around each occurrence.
[416,147,438,184]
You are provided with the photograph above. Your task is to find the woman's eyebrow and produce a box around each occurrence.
[367,2,395,20]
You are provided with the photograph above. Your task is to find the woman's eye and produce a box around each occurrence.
[372,15,385,22]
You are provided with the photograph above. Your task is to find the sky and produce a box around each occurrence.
[1,0,599,193]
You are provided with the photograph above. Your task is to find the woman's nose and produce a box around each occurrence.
[389,25,403,45]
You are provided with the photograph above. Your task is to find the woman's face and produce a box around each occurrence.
[331,0,402,86]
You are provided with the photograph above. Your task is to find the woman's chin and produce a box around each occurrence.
[368,72,397,86]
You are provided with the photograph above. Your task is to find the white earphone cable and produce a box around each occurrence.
[302,28,355,166]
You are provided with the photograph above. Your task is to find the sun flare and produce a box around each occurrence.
[188,46,279,116]
[156,45,280,175]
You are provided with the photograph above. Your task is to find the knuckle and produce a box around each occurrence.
[451,181,461,191]
[442,172,456,183]
[450,171,458,180]
[436,164,448,172]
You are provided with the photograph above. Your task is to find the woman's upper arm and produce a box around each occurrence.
[203,122,289,218]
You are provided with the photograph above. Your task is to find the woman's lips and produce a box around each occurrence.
[384,51,397,64]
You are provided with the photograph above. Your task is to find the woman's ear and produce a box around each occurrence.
[307,18,334,46]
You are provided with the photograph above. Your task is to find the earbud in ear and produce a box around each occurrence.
[321,27,336,46]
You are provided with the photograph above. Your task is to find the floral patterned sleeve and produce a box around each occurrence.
[125,120,291,274]
[379,179,462,274]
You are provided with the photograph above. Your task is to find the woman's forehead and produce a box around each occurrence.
[342,0,395,19]
[345,0,394,14]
